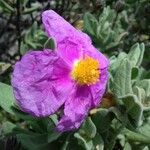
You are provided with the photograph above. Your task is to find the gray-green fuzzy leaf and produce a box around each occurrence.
[113,59,133,98]
[121,94,143,126]
[0,82,15,114]
[128,43,145,67]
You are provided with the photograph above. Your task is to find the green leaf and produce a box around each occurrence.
[138,117,150,139]
[128,43,145,67]
[44,38,56,50]
[84,13,98,37]
[110,107,129,127]
[47,131,60,143]
[113,59,133,98]
[0,62,11,74]
[124,128,150,144]
[0,83,33,121]
[142,146,149,150]
[12,106,34,120]
[0,0,14,13]
[79,117,96,139]
[93,133,104,150]
[135,79,150,101]
[0,82,15,114]
[117,134,126,147]
[123,142,132,150]
[91,108,113,133]
[22,23,47,53]
[73,117,97,149]
[20,42,29,55]
[133,86,145,101]
[83,6,125,50]
[1,121,31,135]
[2,121,16,135]
[61,133,83,150]
[121,94,143,126]
[47,116,61,143]
[74,133,93,150]
[109,52,127,75]
[23,5,42,14]
[16,133,49,150]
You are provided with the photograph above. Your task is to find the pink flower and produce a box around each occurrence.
[12,10,109,132]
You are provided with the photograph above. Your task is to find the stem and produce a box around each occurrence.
[16,0,21,57]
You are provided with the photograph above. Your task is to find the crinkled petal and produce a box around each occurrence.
[57,86,92,132]
[12,50,73,117]
[84,45,109,69]
[42,10,75,43]
[57,37,83,66]
[90,68,109,107]
[42,10,91,65]
[42,10,91,44]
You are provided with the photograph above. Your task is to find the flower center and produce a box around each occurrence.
[71,56,100,85]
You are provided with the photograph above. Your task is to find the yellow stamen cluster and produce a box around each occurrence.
[71,56,100,85]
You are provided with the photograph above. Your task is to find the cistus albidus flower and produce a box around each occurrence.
[12,10,109,132]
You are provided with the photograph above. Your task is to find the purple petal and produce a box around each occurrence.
[90,68,109,107]
[57,86,92,132]
[42,10,91,44]
[57,37,82,66]
[42,10,92,66]
[12,50,73,117]
[42,10,75,43]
